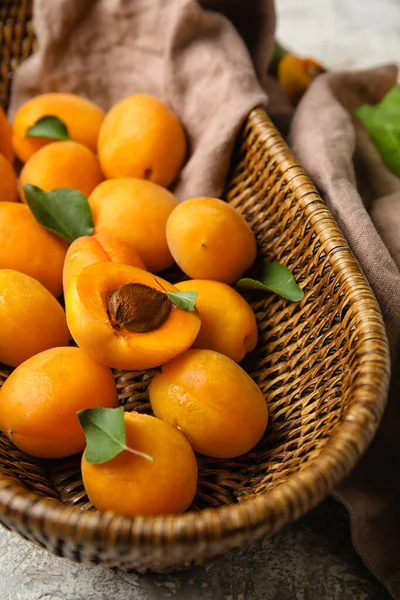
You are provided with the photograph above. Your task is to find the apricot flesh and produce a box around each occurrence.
[89,178,177,272]
[63,232,146,295]
[0,270,70,367]
[0,202,67,297]
[166,197,257,283]
[66,263,201,370]
[149,349,268,458]
[12,92,105,163]
[98,93,186,187]
[176,279,258,362]
[82,412,198,516]
[20,140,103,201]
[0,347,118,458]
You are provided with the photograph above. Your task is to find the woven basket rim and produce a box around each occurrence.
[0,109,390,552]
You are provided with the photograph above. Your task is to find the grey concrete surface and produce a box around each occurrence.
[1,0,400,598]
[0,500,391,600]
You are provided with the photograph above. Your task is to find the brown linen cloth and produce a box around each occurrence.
[8,0,400,596]
[290,65,400,599]
[9,0,274,201]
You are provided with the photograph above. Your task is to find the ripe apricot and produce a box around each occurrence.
[149,349,268,458]
[0,270,70,367]
[82,412,198,516]
[176,279,258,362]
[0,347,118,458]
[278,54,326,105]
[89,178,177,272]
[0,202,67,296]
[63,232,146,295]
[166,197,257,283]
[12,93,105,163]
[98,93,186,187]
[0,153,17,202]
[20,140,103,201]
[0,107,13,163]
[66,262,200,370]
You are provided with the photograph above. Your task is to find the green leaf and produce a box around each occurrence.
[25,115,70,140]
[237,262,304,302]
[355,85,400,177]
[167,290,198,311]
[23,184,94,243]
[77,406,153,465]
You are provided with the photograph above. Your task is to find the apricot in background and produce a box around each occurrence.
[0,107,13,163]
[98,93,186,187]
[12,93,105,163]
[0,154,17,202]
[166,197,257,283]
[176,279,258,362]
[89,178,177,272]
[149,349,268,459]
[0,270,70,367]
[20,140,103,201]
[63,232,146,295]
[0,202,67,297]
[66,263,200,370]
[0,347,118,458]
[82,412,198,516]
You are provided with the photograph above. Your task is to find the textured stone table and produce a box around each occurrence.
[1,1,399,598]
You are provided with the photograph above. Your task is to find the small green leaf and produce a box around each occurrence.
[355,85,400,177]
[78,406,153,465]
[23,184,94,243]
[167,290,198,311]
[25,115,70,140]
[237,262,304,302]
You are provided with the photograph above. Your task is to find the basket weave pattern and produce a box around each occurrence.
[0,0,390,571]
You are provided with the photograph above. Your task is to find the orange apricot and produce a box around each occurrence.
[89,178,177,272]
[166,197,257,283]
[149,349,268,458]
[0,153,17,202]
[0,347,118,458]
[0,270,70,367]
[63,232,146,295]
[0,202,67,296]
[66,263,201,370]
[20,140,103,201]
[0,107,13,163]
[98,93,186,187]
[278,54,326,105]
[82,412,198,516]
[176,279,258,362]
[12,93,105,163]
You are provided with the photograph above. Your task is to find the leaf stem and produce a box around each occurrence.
[123,445,154,463]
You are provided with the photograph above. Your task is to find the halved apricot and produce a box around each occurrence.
[66,263,201,370]
[63,232,146,295]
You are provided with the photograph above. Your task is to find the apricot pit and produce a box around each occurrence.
[107,283,171,334]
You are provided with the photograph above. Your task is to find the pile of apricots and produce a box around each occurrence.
[0,92,268,517]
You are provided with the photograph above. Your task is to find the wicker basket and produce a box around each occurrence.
[0,0,390,572]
